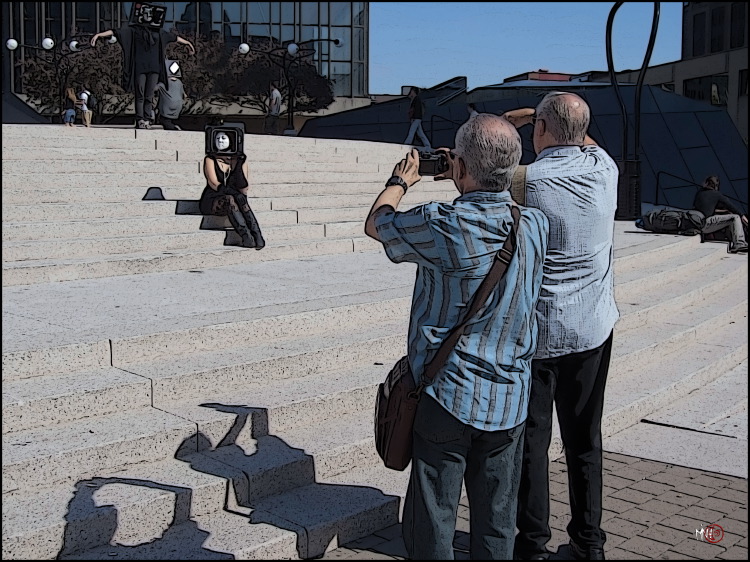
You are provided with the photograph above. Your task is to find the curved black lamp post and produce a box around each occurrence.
[238,38,340,134]
[5,34,110,110]
[606,2,661,220]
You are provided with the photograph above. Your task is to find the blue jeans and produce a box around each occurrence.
[63,108,76,124]
[402,395,525,560]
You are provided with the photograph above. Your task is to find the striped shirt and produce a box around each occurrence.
[375,190,549,431]
[526,145,620,359]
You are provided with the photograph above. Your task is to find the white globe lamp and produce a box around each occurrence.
[41,37,55,50]
[6,38,18,50]
[287,43,299,57]
[238,43,250,55]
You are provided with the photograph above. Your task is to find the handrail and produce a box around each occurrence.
[428,114,465,148]
[656,170,747,209]
[437,87,467,106]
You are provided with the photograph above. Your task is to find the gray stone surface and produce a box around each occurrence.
[2,251,414,352]
[3,125,747,560]
[58,510,299,560]
[606,423,748,479]
[646,361,748,437]
[607,360,749,478]
[2,407,196,492]
[2,367,151,432]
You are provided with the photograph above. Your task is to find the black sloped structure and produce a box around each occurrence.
[300,81,747,214]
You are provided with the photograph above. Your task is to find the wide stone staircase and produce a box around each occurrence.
[2,124,747,560]
[1,125,456,286]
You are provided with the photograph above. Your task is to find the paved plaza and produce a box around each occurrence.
[325,452,749,560]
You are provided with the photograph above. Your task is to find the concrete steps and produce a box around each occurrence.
[1,124,451,286]
[2,125,747,560]
[3,253,745,557]
[3,171,390,188]
[1,237,358,285]
[2,181,453,204]
[1,188,454,223]
[1,160,382,175]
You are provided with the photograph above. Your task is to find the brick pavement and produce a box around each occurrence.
[320,452,748,560]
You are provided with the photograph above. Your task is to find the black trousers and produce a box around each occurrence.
[161,116,179,130]
[514,331,614,556]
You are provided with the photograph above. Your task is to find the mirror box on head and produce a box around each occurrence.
[205,123,245,157]
[129,2,167,29]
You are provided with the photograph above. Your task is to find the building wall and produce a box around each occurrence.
[6,2,369,101]
[588,2,747,141]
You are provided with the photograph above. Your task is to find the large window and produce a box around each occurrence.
[693,11,706,57]
[9,2,368,99]
[710,6,725,53]
[730,3,746,49]
[684,74,729,106]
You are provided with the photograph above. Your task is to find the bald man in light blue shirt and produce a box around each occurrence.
[504,92,619,562]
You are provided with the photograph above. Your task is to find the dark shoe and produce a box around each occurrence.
[729,243,748,254]
[243,209,266,250]
[226,209,255,248]
[569,541,605,561]
[515,552,551,560]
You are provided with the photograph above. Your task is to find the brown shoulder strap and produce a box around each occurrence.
[421,205,522,384]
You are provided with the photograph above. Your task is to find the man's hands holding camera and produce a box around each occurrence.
[388,148,422,192]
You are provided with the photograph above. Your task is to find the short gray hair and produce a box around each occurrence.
[536,91,590,145]
[455,113,522,191]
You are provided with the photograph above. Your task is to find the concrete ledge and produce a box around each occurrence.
[2,340,110,382]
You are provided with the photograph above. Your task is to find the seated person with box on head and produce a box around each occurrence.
[199,123,265,249]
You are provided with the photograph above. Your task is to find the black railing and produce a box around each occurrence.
[428,114,465,149]
[656,171,747,211]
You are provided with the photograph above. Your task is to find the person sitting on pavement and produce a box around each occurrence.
[693,175,748,254]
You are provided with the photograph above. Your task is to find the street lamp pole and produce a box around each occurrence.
[238,38,340,134]
[6,34,105,101]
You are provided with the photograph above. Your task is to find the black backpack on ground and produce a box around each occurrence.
[637,209,705,236]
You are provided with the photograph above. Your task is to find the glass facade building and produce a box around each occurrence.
[6,2,368,98]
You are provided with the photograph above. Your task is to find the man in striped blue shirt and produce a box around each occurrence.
[365,114,549,560]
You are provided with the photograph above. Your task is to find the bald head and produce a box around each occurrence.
[455,113,522,191]
[536,92,590,145]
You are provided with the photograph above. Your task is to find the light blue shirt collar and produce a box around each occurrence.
[455,189,513,204]
[535,145,585,161]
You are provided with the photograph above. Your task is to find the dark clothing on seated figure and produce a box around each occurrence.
[199,155,265,249]
[693,186,747,251]
[694,187,744,218]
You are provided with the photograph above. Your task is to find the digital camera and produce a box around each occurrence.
[129,3,167,30]
[418,151,449,176]
[205,123,245,158]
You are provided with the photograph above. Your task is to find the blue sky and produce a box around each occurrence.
[369,2,683,94]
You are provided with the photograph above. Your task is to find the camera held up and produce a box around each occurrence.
[418,150,449,176]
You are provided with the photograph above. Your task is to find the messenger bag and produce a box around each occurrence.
[374,205,522,471]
